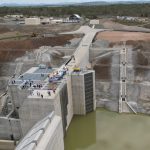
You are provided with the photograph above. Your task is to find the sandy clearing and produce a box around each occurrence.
[96,31,150,42]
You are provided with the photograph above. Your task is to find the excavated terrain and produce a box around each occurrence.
[0,34,79,62]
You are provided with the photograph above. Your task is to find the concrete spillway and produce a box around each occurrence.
[13,26,101,150]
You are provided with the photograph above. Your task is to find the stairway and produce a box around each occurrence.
[15,63,23,77]
[0,94,8,116]
[119,46,137,114]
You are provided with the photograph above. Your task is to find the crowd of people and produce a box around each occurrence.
[30,89,56,99]
[11,65,69,99]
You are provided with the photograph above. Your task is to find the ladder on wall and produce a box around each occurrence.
[119,43,137,114]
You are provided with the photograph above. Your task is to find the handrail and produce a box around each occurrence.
[126,101,137,114]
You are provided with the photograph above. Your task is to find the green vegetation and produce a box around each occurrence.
[0,4,150,18]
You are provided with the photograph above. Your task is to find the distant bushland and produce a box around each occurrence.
[0,4,150,18]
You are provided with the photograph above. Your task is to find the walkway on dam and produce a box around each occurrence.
[63,26,108,68]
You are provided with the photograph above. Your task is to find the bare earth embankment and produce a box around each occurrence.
[0,34,78,62]
[94,30,150,113]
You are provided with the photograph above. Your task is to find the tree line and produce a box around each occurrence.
[0,4,150,18]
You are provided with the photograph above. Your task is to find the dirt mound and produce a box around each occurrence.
[0,27,10,34]
[0,35,74,50]
[0,35,75,62]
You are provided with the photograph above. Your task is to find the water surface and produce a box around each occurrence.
[65,108,150,150]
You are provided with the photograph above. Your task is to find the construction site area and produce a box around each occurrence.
[0,16,150,150]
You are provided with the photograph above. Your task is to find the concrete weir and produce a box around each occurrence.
[0,24,148,149]
[12,26,101,150]
[3,25,147,149]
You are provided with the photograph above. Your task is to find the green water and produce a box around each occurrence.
[65,108,150,150]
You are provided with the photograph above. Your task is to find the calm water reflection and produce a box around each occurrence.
[65,108,150,150]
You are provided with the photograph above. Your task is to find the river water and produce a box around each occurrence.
[65,108,150,150]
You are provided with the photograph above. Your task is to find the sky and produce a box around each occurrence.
[0,0,145,5]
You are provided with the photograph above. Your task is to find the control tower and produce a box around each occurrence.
[71,70,96,115]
